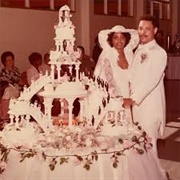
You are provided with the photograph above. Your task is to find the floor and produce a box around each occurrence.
[158,79,180,180]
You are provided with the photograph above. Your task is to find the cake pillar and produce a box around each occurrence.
[75,64,80,81]
[79,98,84,122]
[43,98,53,128]
[57,64,61,81]
[51,64,55,80]
[66,98,74,127]
[9,114,14,125]
[69,65,73,80]
[15,116,19,128]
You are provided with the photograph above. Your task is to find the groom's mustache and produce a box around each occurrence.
[140,35,147,38]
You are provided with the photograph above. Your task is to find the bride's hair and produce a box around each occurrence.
[107,32,131,48]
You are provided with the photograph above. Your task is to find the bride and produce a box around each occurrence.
[93,25,139,124]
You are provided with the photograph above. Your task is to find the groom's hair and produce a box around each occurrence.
[107,32,131,47]
[138,14,159,29]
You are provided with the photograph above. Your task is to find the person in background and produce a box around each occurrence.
[0,51,21,122]
[123,15,167,178]
[0,51,21,87]
[26,52,42,86]
[77,45,95,76]
[155,30,165,49]
[0,80,9,128]
[26,52,43,105]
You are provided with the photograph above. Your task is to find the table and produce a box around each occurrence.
[0,123,167,180]
[166,54,180,80]
[1,148,166,180]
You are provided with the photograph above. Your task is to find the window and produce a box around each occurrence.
[94,0,104,14]
[107,0,118,15]
[145,0,170,19]
[30,0,50,10]
[94,0,133,16]
[1,0,25,8]
[54,0,70,10]
[0,0,75,11]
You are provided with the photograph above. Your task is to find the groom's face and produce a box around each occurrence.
[138,20,157,44]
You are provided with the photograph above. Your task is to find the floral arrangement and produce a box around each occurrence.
[0,122,152,174]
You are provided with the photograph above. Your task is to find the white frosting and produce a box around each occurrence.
[100,124,128,137]
[2,125,36,146]
[107,96,124,111]
[55,82,86,96]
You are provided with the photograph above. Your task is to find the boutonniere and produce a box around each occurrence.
[140,53,148,63]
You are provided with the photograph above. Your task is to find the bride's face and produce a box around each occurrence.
[112,32,126,50]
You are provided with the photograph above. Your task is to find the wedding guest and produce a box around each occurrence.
[26,52,42,86]
[26,52,43,105]
[77,45,95,76]
[123,15,167,164]
[155,30,165,49]
[0,51,21,87]
[0,80,9,122]
[0,51,21,121]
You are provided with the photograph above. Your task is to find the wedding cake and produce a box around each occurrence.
[6,5,115,134]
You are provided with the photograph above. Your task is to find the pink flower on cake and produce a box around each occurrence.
[123,140,133,149]
[72,156,82,166]
[144,135,153,149]
[99,141,109,150]
[110,156,116,163]
[140,53,148,63]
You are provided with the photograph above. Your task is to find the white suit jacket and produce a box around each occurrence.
[130,40,167,137]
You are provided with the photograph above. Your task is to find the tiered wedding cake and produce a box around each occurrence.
[6,5,121,135]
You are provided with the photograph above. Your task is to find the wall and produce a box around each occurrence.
[0,7,79,72]
[0,0,179,72]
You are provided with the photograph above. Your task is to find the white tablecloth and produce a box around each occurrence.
[1,149,167,180]
[166,55,180,80]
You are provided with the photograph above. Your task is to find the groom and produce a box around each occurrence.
[123,15,167,155]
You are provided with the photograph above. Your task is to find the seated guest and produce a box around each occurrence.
[0,80,9,122]
[26,52,43,86]
[77,45,95,76]
[26,52,60,115]
[0,51,21,121]
[26,52,43,105]
[0,51,21,87]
